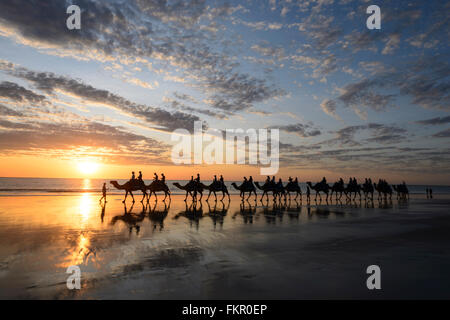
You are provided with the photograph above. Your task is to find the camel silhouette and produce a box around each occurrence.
[344,183,362,201]
[393,184,409,200]
[203,180,230,201]
[146,180,171,201]
[306,181,330,201]
[284,180,302,200]
[330,181,345,200]
[173,181,204,201]
[362,181,374,201]
[254,181,278,200]
[374,182,393,200]
[110,180,147,203]
[231,181,257,200]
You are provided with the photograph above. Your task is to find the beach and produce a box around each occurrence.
[1,184,450,299]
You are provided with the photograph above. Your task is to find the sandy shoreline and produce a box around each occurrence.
[0,194,449,299]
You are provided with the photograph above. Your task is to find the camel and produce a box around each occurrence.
[173,181,204,201]
[231,181,257,200]
[146,180,171,201]
[110,180,147,203]
[393,184,409,200]
[344,183,362,201]
[254,181,278,200]
[284,180,302,200]
[203,180,230,201]
[330,181,345,200]
[306,181,330,201]
[362,181,374,201]
[373,182,393,200]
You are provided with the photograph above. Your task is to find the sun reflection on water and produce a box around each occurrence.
[79,193,91,221]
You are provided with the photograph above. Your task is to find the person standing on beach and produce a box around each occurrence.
[306,186,311,203]
[99,183,107,203]
[430,188,433,199]
[426,187,429,198]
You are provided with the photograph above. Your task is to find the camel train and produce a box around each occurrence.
[110,171,409,204]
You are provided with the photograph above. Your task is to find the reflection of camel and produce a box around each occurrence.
[173,201,204,228]
[206,200,229,228]
[231,182,257,200]
[204,181,230,201]
[173,181,204,201]
[110,202,146,235]
[146,180,171,201]
[232,200,256,223]
[148,199,170,231]
[306,181,330,201]
[393,184,409,200]
[110,180,147,203]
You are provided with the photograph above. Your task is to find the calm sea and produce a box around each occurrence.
[0,177,449,196]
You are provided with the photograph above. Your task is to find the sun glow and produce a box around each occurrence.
[77,161,99,175]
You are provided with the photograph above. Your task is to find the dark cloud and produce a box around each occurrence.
[1,65,202,132]
[0,0,282,114]
[0,81,46,103]
[433,128,450,138]
[269,123,321,138]
[325,123,408,146]
[0,104,23,116]
[415,116,450,126]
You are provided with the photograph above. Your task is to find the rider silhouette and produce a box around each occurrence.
[219,175,224,185]
[138,171,143,181]
[161,173,165,183]
[153,172,158,181]
[131,171,135,180]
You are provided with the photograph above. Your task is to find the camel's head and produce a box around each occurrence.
[110,181,119,187]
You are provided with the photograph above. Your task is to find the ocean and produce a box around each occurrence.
[0,177,449,196]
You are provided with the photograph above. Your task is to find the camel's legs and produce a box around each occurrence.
[123,190,128,203]
[141,191,146,203]
[130,191,135,203]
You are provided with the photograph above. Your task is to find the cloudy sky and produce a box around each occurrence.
[0,0,449,183]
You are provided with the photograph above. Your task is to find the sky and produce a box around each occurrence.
[0,0,449,184]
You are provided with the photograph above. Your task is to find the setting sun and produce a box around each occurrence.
[77,161,99,175]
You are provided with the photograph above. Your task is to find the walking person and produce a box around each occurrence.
[99,183,107,203]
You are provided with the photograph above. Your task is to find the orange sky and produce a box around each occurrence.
[0,156,448,185]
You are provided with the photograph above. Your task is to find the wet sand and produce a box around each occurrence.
[1,193,450,299]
